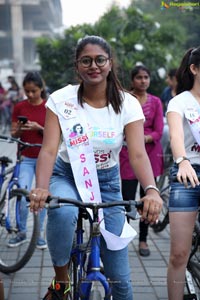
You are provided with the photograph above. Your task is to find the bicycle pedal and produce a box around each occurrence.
[183,294,198,300]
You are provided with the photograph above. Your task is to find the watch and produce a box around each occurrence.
[175,156,190,165]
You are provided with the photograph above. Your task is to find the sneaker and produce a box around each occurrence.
[7,232,27,247]
[43,278,71,300]
[36,237,47,250]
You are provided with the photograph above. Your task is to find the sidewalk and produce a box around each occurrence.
[1,220,170,300]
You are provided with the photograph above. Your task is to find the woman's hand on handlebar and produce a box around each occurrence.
[29,188,50,213]
[140,192,163,225]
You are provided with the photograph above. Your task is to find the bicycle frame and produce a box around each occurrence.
[14,189,142,297]
[73,209,112,299]
[5,155,21,232]
[51,198,142,300]
[0,157,13,196]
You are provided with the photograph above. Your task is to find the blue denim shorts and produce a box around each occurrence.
[169,164,200,212]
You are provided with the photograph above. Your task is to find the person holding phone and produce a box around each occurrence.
[8,71,47,249]
[17,116,28,124]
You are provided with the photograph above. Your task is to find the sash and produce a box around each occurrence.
[54,86,137,250]
[185,106,200,145]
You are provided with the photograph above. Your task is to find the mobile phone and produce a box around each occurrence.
[17,116,28,124]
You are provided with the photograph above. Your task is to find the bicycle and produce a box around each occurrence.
[16,188,143,299]
[183,213,200,300]
[0,135,40,274]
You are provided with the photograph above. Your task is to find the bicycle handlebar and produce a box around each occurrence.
[11,188,143,220]
[0,135,42,148]
[45,196,143,210]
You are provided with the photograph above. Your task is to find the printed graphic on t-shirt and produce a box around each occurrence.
[68,123,89,147]
[89,126,116,144]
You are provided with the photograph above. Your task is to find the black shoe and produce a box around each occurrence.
[139,242,150,257]
[139,248,150,256]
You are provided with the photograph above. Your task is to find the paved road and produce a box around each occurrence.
[0,129,170,300]
[1,221,170,300]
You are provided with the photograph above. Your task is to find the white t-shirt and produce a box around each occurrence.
[167,91,200,164]
[46,85,144,170]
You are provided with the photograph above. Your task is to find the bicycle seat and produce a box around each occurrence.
[0,156,13,166]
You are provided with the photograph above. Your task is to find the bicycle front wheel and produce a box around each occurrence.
[0,190,39,273]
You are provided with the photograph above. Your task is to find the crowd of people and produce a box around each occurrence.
[0,36,200,300]
[0,76,23,133]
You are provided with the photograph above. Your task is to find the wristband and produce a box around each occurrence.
[144,185,160,195]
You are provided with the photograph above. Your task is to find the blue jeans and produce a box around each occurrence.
[47,156,133,300]
[169,164,200,212]
[19,157,46,235]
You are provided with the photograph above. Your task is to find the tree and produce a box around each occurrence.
[36,3,187,95]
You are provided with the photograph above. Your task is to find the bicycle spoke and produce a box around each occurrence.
[0,193,39,273]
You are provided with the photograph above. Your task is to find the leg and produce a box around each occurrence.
[18,157,47,249]
[100,165,133,300]
[121,179,138,200]
[8,157,38,247]
[167,211,196,300]
[101,240,133,300]
[121,179,138,222]
[43,159,80,299]
[138,185,150,256]
[18,157,36,233]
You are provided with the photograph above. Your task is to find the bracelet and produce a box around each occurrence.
[144,185,160,195]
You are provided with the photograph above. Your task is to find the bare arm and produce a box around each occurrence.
[125,120,163,223]
[30,108,61,211]
[167,111,199,187]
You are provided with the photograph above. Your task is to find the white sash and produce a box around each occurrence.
[185,106,200,145]
[54,86,137,250]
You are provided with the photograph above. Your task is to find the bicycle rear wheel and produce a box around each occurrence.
[0,190,39,273]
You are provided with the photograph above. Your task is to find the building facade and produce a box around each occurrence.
[0,0,62,86]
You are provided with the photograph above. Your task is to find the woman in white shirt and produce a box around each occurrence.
[167,46,200,300]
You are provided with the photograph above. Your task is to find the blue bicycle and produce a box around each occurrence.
[46,195,142,299]
[13,188,142,299]
[0,135,40,273]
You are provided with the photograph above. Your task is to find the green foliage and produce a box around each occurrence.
[36,2,191,96]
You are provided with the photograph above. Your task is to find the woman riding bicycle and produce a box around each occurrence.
[167,46,200,300]
[29,35,162,300]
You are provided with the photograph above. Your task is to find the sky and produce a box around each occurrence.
[60,0,131,27]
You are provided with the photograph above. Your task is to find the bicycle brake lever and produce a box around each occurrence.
[126,207,141,220]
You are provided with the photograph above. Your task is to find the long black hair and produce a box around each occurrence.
[176,46,200,95]
[75,35,124,114]
[23,71,47,99]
